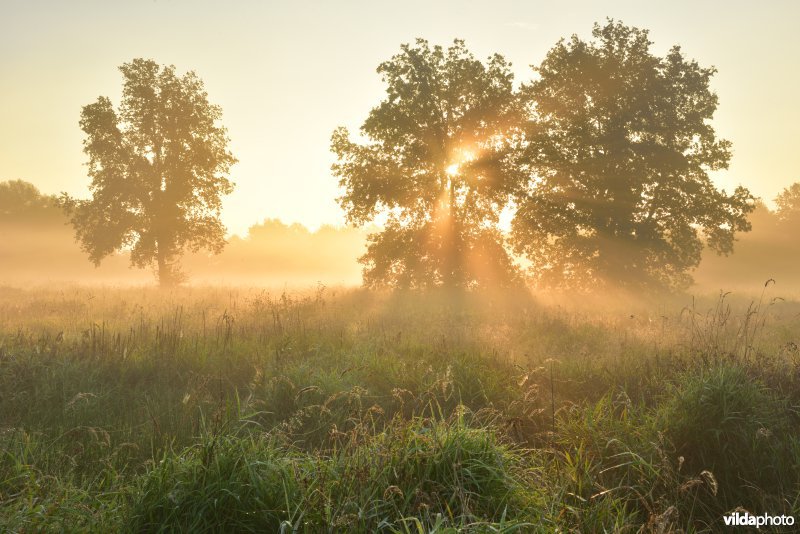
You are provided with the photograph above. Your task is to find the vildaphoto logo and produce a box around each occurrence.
[723,512,795,528]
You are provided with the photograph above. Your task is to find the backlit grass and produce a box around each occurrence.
[1,285,799,531]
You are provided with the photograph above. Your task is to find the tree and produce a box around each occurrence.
[60,59,236,286]
[511,20,754,291]
[331,39,524,289]
[775,182,800,223]
[0,180,60,222]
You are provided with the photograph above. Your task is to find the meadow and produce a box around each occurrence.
[1,284,799,532]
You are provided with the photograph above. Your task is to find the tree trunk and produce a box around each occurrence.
[156,240,170,288]
[442,177,463,290]
[156,237,178,288]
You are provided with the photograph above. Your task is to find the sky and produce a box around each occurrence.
[1,0,798,237]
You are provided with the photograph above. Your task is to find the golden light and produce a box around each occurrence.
[445,149,477,177]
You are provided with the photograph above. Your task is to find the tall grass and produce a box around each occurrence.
[1,285,799,531]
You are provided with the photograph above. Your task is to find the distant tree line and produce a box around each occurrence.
[0,180,62,223]
[695,188,800,290]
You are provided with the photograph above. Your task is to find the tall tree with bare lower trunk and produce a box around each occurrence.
[332,39,525,289]
[60,59,236,286]
[511,20,754,292]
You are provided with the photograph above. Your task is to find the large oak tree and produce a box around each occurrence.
[332,39,524,289]
[511,21,754,291]
[61,59,236,286]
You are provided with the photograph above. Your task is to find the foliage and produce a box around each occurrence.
[59,59,236,286]
[332,39,524,289]
[511,20,754,291]
[775,182,800,222]
[0,179,61,222]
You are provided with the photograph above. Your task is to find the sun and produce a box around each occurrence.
[445,149,477,177]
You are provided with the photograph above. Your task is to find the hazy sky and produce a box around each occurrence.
[1,0,798,236]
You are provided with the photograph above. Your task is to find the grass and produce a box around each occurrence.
[129,415,533,532]
[1,284,799,531]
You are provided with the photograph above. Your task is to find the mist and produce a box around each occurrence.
[3,180,800,298]
[0,181,366,288]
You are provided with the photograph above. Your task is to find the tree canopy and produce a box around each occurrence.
[60,59,236,286]
[510,20,754,291]
[332,39,524,289]
[332,26,754,292]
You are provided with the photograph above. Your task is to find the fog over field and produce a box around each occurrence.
[3,182,800,297]
[2,1,800,532]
